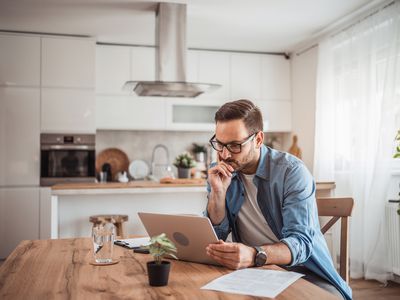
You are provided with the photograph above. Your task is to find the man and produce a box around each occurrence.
[205,99,351,300]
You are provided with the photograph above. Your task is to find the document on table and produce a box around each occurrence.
[201,269,304,298]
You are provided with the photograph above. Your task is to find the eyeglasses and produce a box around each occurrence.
[209,133,256,154]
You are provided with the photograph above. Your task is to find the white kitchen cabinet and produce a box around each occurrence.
[96,96,167,130]
[0,187,40,259]
[0,87,40,186]
[196,50,230,100]
[230,53,262,100]
[94,43,292,132]
[41,37,95,88]
[0,34,40,87]
[187,50,199,83]
[39,187,52,240]
[131,46,156,81]
[261,55,291,101]
[41,88,96,133]
[256,100,292,132]
[96,45,130,95]
[165,98,220,131]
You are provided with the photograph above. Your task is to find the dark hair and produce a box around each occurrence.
[214,99,263,133]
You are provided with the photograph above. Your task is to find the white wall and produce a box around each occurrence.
[291,46,319,173]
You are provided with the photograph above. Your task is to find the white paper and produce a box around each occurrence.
[201,269,304,298]
[115,237,150,248]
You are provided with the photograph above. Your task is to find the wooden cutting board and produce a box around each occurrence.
[159,177,205,184]
[96,148,129,181]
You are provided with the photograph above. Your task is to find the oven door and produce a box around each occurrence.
[40,145,95,186]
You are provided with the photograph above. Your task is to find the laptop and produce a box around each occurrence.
[138,212,220,266]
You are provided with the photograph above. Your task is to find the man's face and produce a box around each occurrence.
[214,119,262,173]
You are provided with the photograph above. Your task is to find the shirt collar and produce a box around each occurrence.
[231,144,269,181]
[255,144,269,181]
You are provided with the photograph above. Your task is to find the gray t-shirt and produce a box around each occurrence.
[237,173,279,246]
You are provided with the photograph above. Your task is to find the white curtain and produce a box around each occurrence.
[314,1,400,282]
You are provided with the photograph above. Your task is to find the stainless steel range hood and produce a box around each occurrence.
[124,3,220,98]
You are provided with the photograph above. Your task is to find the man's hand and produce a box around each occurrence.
[207,161,234,225]
[207,161,234,194]
[206,240,256,269]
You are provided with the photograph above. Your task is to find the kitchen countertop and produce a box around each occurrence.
[51,180,335,196]
[51,180,207,195]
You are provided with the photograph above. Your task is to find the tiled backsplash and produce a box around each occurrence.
[96,130,291,174]
[96,130,215,169]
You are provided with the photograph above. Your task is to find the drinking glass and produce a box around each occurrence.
[92,222,115,263]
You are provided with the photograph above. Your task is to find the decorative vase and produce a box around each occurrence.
[146,261,171,286]
[177,167,191,178]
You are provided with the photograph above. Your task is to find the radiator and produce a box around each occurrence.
[386,202,400,276]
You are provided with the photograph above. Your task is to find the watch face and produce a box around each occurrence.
[255,251,267,267]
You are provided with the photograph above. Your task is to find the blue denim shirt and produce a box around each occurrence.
[206,145,352,300]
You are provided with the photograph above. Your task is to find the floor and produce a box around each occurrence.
[1,259,399,298]
[350,278,400,300]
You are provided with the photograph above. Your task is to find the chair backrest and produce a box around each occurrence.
[316,197,354,283]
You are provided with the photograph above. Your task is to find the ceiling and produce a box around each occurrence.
[0,0,375,53]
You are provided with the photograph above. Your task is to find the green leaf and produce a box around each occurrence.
[146,232,178,262]
[394,153,400,158]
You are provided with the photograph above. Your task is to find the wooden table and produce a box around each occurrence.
[0,238,339,299]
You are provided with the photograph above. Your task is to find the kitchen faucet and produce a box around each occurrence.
[150,144,173,180]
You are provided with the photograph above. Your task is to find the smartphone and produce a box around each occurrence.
[133,248,150,254]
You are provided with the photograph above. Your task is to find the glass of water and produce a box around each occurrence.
[92,222,115,263]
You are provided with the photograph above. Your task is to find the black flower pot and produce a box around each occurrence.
[146,261,171,286]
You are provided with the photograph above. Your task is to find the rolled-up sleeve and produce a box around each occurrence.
[279,162,317,266]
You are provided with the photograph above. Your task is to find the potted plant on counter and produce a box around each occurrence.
[145,233,177,286]
[173,152,197,178]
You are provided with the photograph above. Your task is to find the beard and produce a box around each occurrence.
[218,148,256,173]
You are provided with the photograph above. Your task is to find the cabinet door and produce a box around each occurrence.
[261,55,291,100]
[165,99,220,131]
[0,187,40,259]
[0,34,40,87]
[96,45,130,95]
[256,100,292,132]
[41,88,96,133]
[131,47,156,81]
[0,87,40,186]
[230,53,261,100]
[39,187,52,240]
[187,50,199,83]
[96,96,166,130]
[197,51,230,100]
[41,37,95,88]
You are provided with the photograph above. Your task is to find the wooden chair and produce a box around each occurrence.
[316,197,354,283]
[89,214,129,238]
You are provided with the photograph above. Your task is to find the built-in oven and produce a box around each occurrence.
[40,134,96,186]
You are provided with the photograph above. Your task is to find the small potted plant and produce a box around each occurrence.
[192,143,207,163]
[145,233,177,286]
[173,152,197,178]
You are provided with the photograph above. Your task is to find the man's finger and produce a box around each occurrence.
[207,242,238,253]
[210,165,231,178]
[206,250,239,269]
[219,161,234,172]
[207,247,240,261]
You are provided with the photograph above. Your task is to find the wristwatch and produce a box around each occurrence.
[253,246,267,267]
